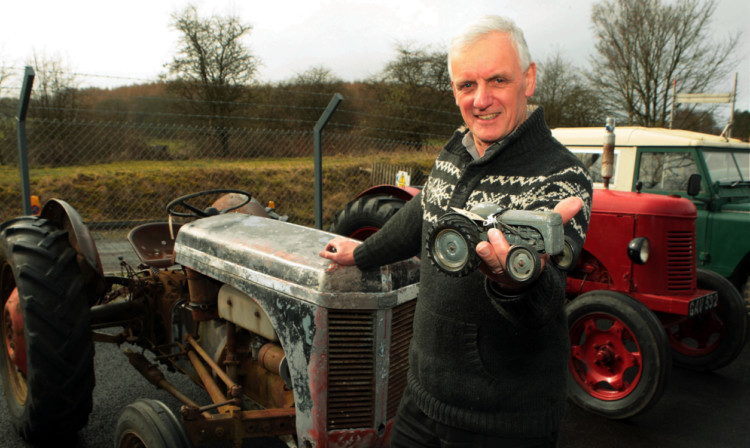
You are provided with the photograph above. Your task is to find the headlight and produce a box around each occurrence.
[627,237,650,264]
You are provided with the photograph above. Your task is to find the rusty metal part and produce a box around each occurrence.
[154,270,190,343]
[257,343,285,375]
[185,268,219,321]
[186,350,240,414]
[124,349,206,413]
[602,117,615,189]
[92,330,128,344]
[224,321,239,382]
[90,299,145,328]
[187,335,242,398]
[181,407,295,447]
[3,288,26,375]
[240,355,294,410]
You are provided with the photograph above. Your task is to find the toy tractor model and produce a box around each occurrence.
[426,203,574,282]
[331,169,746,421]
[0,189,420,447]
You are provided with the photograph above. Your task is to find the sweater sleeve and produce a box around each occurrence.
[485,264,567,328]
[353,191,424,270]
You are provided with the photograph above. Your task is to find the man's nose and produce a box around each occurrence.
[473,83,492,109]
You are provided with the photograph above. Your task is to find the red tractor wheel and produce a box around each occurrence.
[566,290,671,419]
[330,195,406,240]
[0,216,96,443]
[665,268,747,372]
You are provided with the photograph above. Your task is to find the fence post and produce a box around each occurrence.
[16,66,35,215]
[313,93,343,229]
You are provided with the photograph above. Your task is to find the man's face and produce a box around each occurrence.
[450,32,536,155]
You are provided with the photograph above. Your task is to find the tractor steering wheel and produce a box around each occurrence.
[166,189,253,218]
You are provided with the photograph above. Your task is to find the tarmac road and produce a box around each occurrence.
[1,324,748,448]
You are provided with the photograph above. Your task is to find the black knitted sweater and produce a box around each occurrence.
[353,108,593,437]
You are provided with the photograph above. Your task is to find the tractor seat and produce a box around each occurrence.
[127,222,182,269]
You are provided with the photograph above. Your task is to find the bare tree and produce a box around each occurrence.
[290,66,342,87]
[589,0,740,127]
[29,51,81,120]
[0,62,10,91]
[533,52,607,128]
[271,66,347,127]
[165,5,258,155]
[367,42,456,145]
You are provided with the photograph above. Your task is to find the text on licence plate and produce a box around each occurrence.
[688,292,719,317]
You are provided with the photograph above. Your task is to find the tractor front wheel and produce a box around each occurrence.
[115,399,193,448]
[665,268,747,372]
[566,290,670,419]
[0,216,96,443]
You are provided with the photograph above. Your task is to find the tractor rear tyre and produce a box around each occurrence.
[0,216,96,443]
[330,195,406,240]
[566,290,671,419]
[115,398,193,448]
[666,268,748,372]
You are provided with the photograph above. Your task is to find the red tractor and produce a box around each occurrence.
[331,181,747,420]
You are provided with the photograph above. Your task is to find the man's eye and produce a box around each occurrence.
[459,82,473,89]
[494,78,505,84]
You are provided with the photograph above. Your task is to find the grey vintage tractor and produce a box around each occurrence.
[0,190,419,447]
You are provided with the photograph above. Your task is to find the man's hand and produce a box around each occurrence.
[476,197,583,289]
[318,237,360,266]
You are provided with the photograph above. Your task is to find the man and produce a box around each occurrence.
[320,15,592,447]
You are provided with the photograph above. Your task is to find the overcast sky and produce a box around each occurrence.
[1,0,748,111]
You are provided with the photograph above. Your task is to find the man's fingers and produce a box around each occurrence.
[476,228,509,275]
[554,197,583,224]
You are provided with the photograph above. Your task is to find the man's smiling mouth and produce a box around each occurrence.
[477,113,499,120]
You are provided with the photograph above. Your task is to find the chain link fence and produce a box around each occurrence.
[0,85,453,271]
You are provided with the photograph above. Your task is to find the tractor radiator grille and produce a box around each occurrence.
[327,301,417,430]
[666,230,695,291]
[327,310,376,430]
[387,300,416,418]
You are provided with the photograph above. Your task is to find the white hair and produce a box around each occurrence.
[448,15,532,80]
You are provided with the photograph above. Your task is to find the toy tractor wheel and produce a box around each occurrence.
[742,274,750,314]
[115,398,193,448]
[426,213,482,277]
[566,290,671,419]
[506,244,542,284]
[0,216,95,443]
[330,194,406,240]
[665,268,748,372]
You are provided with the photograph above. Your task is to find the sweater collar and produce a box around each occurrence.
[449,107,550,164]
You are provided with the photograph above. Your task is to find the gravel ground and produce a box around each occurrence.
[2,328,749,447]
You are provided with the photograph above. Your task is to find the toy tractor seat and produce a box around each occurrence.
[127,222,182,269]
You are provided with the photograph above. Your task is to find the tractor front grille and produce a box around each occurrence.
[327,310,376,430]
[327,300,416,430]
[387,300,416,418]
[666,230,695,292]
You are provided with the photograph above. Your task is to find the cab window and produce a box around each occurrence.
[704,150,748,184]
[637,151,701,192]
[572,149,619,185]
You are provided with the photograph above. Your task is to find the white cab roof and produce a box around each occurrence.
[552,126,749,149]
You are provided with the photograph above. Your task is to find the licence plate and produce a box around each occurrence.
[688,292,719,317]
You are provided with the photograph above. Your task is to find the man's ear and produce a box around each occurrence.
[524,62,537,98]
